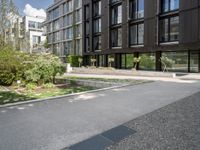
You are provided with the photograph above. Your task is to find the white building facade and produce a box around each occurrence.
[22,16,46,53]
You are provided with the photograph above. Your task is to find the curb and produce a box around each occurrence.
[0,83,135,109]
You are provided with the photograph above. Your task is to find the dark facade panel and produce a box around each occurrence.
[101,0,109,51]
[179,9,199,45]
[180,0,198,10]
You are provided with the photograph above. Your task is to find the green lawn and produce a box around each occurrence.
[59,76,149,85]
[0,85,95,105]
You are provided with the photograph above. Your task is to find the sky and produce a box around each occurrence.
[14,0,53,17]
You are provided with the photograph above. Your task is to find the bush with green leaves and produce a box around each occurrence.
[25,54,66,84]
[42,83,55,89]
[0,47,31,85]
[66,55,83,67]
[26,83,37,91]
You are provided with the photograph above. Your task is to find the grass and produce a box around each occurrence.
[0,85,95,105]
[58,76,149,85]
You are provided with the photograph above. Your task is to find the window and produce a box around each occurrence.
[32,36,41,44]
[64,14,73,27]
[110,0,121,4]
[85,37,90,52]
[53,7,59,19]
[64,41,72,54]
[111,27,122,47]
[93,18,101,33]
[93,36,101,51]
[130,23,144,45]
[63,0,73,14]
[53,44,60,55]
[161,0,179,13]
[160,16,179,42]
[53,19,59,31]
[53,31,60,42]
[85,22,90,35]
[85,5,90,20]
[74,0,81,9]
[76,39,81,54]
[162,52,188,72]
[111,5,122,25]
[139,53,156,70]
[29,21,36,28]
[129,0,144,20]
[75,24,82,37]
[75,9,82,23]
[93,1,101,17]
[64,27,73,39]
[29,21,42,29]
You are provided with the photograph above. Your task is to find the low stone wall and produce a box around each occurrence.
[55,78,124,88]
[69,79,124,88]
[72,67,176,78]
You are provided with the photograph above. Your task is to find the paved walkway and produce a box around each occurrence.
[0,81,200,150]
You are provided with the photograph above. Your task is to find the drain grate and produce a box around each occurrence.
[69,135,113,150]
[68,125,136,150]
[101,125,136,143]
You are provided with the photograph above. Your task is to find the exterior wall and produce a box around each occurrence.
[46,0,83,59]
[22,16,46,53]
[82,0,200,72]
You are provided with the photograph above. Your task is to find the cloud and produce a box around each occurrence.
[23,4,46,18]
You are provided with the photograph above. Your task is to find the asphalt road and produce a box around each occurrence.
[0,81,200,150]
[106,92,200,150]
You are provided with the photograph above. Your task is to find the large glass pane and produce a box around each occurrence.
[138,23,144,44]
[190,52,199,73]
[160,18,169,42]
[111,28,122,47]
[138,0,144,18]
[170,16,179,41]
[170,0,179,11]
[126,54,134,69]
[111,5,122,25]
[139,53,156,70]
[130,24,137,45]
[121,54,126,69]
[130,0,137,19]
[162,0,169,13]
[162,52,188,72]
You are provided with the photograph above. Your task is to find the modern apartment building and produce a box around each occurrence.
[46,0,82,60]
[21,16,46,53]
[83,0,200,73]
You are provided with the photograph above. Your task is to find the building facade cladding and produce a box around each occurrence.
[46,0,83,59]
[82,0,200,73]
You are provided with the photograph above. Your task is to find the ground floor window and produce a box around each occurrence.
[107,54,115,67]
[190,52,199,73]
[139,53,156,70]
[98,55,106,67]
[121,54,134,69]
[161,52,188,72]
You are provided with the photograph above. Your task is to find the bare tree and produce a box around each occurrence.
[0,0,19,48]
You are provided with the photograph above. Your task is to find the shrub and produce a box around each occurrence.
[25,54,66,84]
[26,83,37,90]
[0,48,29,85]
[42,83,55,89]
